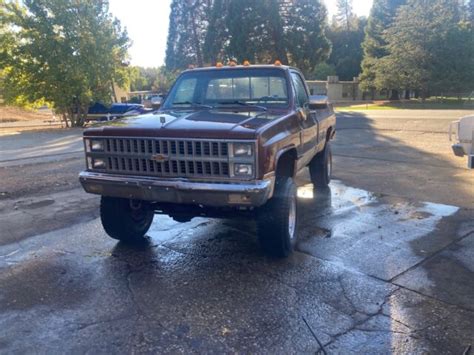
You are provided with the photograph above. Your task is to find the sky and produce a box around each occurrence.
[109,0,374,68]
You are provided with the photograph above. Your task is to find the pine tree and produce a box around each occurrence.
[283,0,330,75]
[226,0,266,63]
[359,0,406,97]
[469,0,474,22]
[376,0,473,97]
[225,0,288,64]
[203,0,230,64]
[266,0,288,63]
[327,17,367,80]
[336,0,354,31]
[165,0,211,70]
[166,0,330,74]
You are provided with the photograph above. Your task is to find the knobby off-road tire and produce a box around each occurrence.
[257,177,298,258]
[309,142,332,188]
[100,197,154,243]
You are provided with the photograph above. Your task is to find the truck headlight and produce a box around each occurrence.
[90,139,104,152]
[92,158,106,169]
[233,143,253,157]
[234,163,253,176]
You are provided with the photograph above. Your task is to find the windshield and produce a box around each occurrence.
[162,68,289,110]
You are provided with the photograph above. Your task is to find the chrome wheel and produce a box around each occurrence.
[327,150,332,181]
[288,193,296,239]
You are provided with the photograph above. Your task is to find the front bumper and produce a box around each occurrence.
[79,171,275,207]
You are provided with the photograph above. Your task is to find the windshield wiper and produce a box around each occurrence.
[216,100,267,111]
[171,101,214,109]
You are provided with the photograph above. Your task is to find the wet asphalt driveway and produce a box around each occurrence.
[1,109,474,353]
[1,179,473,353]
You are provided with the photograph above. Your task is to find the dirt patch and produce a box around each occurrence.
[0,157,83,200]
[0,106,52,123]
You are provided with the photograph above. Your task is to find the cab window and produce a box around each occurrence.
[291,72,309,108]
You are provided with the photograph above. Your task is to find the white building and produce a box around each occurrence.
[306,76,361,102]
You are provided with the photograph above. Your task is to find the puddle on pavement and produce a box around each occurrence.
[421,202,459,217]
[296,180,461,280]
[0,180,462,282]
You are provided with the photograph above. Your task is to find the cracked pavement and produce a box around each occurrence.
[1,110,473,353]
[1,180,473,353]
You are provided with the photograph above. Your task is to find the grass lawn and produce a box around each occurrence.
[336,99,474,111]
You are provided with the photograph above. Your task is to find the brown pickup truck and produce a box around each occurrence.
[79,64,336,257]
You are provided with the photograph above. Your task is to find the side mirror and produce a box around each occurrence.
[308,95,329,110]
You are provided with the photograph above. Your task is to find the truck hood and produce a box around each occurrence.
[84,109,287,139]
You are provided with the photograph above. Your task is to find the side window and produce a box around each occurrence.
[291,73,309,108]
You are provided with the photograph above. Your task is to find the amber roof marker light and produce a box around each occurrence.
[243,60,250,66]
[274,60,282,66]
[215,62,223,68]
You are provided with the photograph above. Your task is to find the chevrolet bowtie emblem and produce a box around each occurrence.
[151,154,168,162]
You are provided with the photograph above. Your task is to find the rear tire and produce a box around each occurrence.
[309,142,332,188]
[257,177,298,258]
[100,197,154,243]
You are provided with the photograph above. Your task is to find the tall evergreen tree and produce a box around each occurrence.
[226,0,288,64]
[226,0,267,63]
[336,0,354,30]
[203,0,230,64]
[359,0,406,97]
[283,0,330,75]
[327,16,367,80]
[376,0,473,97]
[166,0,330,74]
[165,0,211,70]
[469,0,474,22]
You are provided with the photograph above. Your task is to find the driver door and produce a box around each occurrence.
[290,71,319,167]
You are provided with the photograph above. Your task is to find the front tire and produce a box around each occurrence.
[100,197,154,243]
[257,177,298,258]
[309,142,332,188]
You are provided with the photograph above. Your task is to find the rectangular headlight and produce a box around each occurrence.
[233,143,253,157]
[90,139,104,152]
[234,163,253,176]
[92,158,106,169]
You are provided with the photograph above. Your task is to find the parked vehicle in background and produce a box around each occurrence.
[79,63,336,257]
[142,94,163,109]
[86,103,148,122]
[450,115,474,168]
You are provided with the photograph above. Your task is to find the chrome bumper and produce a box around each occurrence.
[79,171,275,207]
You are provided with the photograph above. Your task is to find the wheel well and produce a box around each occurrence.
[275,149,297,178]
[326,127,333,142]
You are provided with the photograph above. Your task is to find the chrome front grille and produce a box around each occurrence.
[105,138,228,158]
[96,138,231,178]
